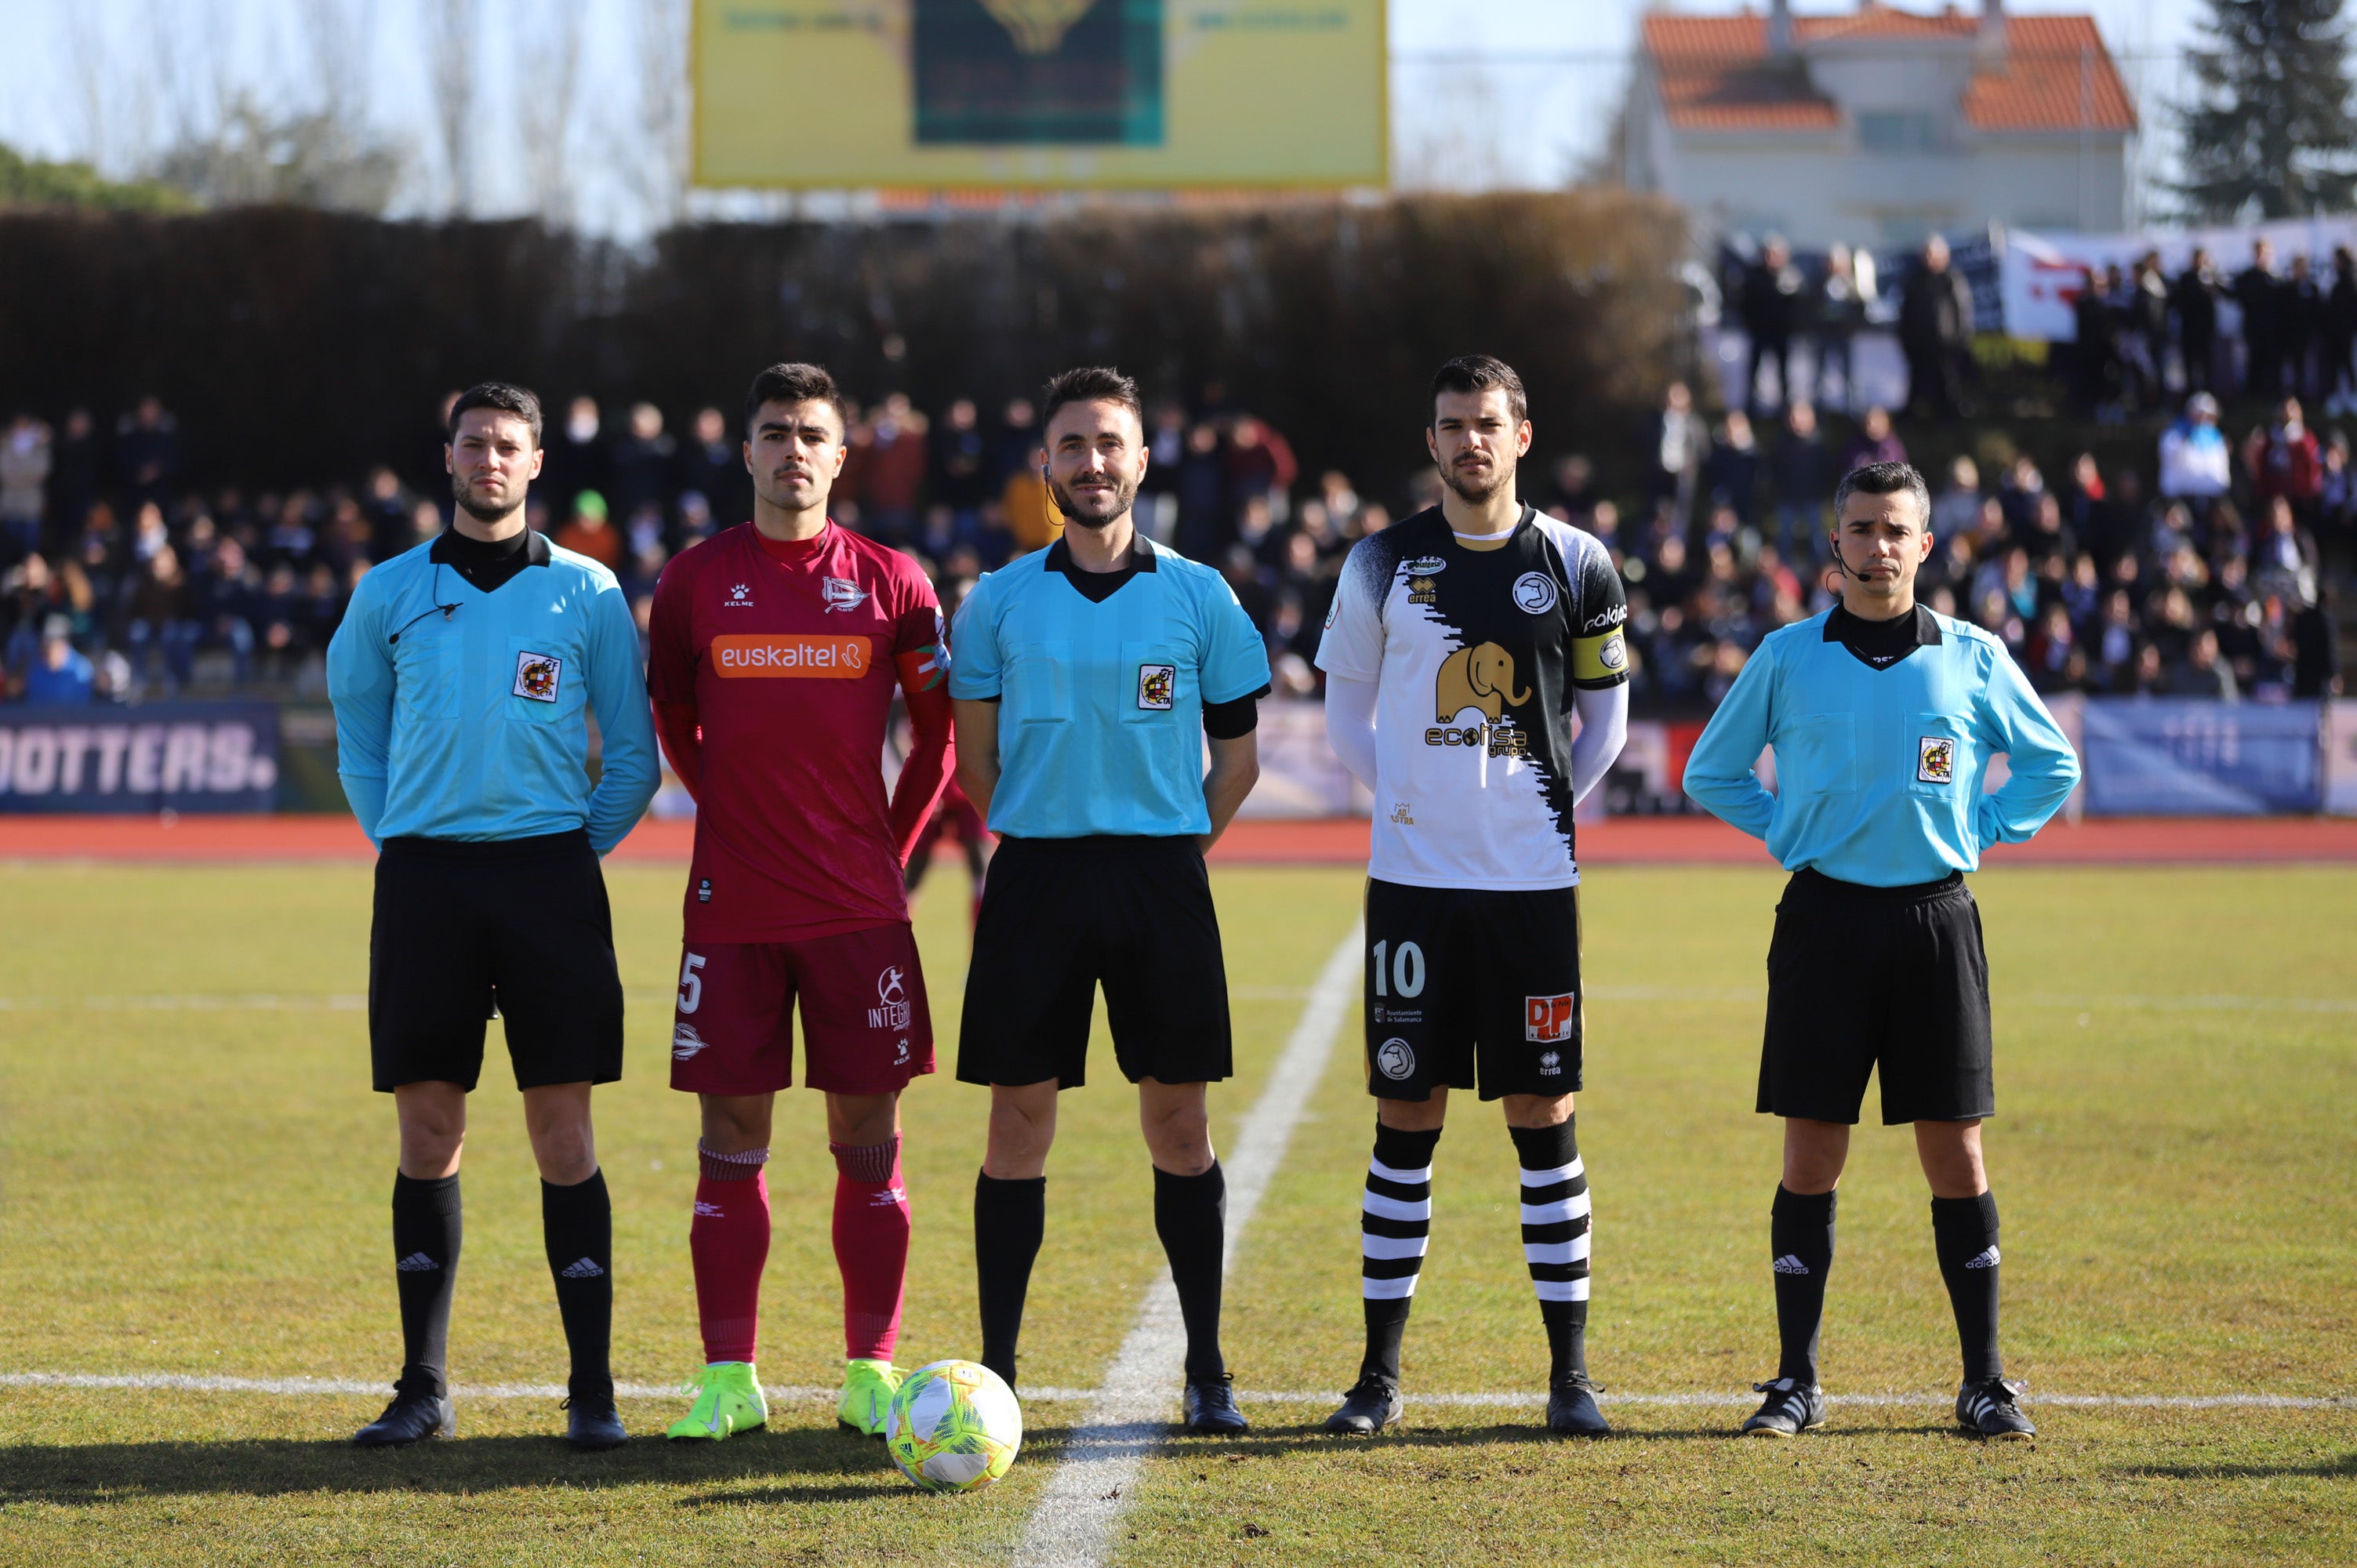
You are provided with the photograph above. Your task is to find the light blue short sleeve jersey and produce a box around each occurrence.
[949,538,1272,839]
[327,534,659,854]
[1682,606,2079,886]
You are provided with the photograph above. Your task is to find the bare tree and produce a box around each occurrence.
[633,0,692,230]
[426,0,481,216]
[296,0,378,124]
[66,0,158,175]
[519,0,588,227]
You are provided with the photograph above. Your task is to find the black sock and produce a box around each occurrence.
[1360,1121,1441,1386]
[974,1171,1046,1388]
[1509,1120,1590,1385]
[1931,1191,2003,1385]
[391,1171,462,1399]
[1770,1185,1836,1387]
[542,1169,613,1396]
[1153,1163,1229,1383]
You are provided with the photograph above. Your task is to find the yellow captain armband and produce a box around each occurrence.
[1571,628,1629,688]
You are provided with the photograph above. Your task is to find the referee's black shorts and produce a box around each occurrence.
[369,829,625,1093]
[1759,867,1993,1127]
[957,834,1233,1090]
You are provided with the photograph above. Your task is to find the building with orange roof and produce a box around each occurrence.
[1625,0,2137,248]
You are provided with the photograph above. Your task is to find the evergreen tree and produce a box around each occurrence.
[2175,0,2357,220]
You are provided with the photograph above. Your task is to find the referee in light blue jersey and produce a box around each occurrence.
[1683,461,2078,1445]
[326,383,658,1453]
[949,367,1270,1435]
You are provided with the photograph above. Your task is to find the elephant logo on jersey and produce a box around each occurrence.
[1435,642,1531,722]
[1919,735,1956,784]
[870,966,912,1031]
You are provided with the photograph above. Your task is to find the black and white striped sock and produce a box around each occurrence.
[1509,1118,1591,1385]
[1357,1120,1441,1386]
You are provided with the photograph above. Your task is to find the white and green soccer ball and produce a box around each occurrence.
[883,1359,1023,1494]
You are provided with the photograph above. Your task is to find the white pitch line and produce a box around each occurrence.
[3,1372,2346,1413]
[1011,924,1364,1568]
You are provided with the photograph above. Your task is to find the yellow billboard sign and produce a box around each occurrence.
[692,0,1388,188]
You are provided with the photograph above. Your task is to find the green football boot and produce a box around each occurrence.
[837,1358,902,1438]
[666,1362,768,1441]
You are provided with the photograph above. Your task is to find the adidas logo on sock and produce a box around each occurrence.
[870,1186,907,1207]
[396,1252,441,1272]
[560,1257,606,1279]
[693,1201,725,1218]
[1963,1246,2001,1269]
[1772,1254,1810,1276]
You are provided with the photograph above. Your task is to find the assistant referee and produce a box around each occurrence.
[327,383,659,1450]
[1683,461,2078,1443]
[949,366,1270,1434]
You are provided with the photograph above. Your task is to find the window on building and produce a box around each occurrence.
[1857,112,1938,154]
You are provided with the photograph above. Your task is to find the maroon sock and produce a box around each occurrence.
[690,1146,769,1365]
[831,1138,911,1362]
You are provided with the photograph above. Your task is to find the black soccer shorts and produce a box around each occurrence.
[369,829,626,1093]
[1360,878,1584,1102]
[957,835,1233,1090]
[1757,868,1995,1126]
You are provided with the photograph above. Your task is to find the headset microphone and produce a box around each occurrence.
[387,561,462,644]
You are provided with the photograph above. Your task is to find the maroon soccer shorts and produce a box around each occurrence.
[668,922,935,1096]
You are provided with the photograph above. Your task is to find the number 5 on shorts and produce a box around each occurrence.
[678,953,706,1014]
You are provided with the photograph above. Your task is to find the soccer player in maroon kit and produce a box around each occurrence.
[647,363,955,1439]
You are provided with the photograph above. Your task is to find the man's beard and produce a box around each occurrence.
[1049,472,1139,529]
[1439,457,1512,506]
[453,475,521,524]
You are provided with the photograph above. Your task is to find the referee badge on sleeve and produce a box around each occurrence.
[514,651,563,703]
[1918,735,1956,784]
[1137,663,1176,710]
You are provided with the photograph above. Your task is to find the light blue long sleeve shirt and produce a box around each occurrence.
[1682,607,2079,886]
[326,534,659,854]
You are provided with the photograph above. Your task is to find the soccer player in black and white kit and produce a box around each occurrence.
[1314,357,1630,1436]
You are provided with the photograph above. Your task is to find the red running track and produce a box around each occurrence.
[2,814,2355,865]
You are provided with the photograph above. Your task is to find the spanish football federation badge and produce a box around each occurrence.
[1137,663,1176,711]
[513,651,562,702]
[1918,735,1956,784]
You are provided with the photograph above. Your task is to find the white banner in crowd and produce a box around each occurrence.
[2001,217,2357,343]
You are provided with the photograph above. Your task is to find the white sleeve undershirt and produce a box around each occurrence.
[1324,673,1381,795]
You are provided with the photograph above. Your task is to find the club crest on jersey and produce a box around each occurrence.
[823,576,867,613]
[869,965,913,1032]
[1137,663,1176,710]
[1919,735,1956,784]
[1513,572,1559,615]
[1375,1038,1416,1080]
[1598,632,1629,672]
[512,651,561,702]
[1526,993,1578,1044]
[672,1022,707,1061]
[725,583,754,607]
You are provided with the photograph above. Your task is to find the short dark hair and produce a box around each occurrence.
[1430,355,1528,426]
[1041,366,1142,432]
[1832,461,1931,526]
[744,362,847,435]
[448,382,543,448]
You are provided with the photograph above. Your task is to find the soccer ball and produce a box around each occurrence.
[884,1359,1023,1494]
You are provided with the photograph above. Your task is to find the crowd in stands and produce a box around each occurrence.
[1,376,2344,710]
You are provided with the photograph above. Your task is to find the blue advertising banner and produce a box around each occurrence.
[2079,699,2322,816]
[0,703,280,813]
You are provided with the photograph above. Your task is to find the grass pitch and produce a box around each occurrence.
[0,858,2351,1564]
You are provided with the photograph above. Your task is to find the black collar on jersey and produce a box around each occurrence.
[431,524,549,595]
[1046,534,1157,604]
[1823,602,1942,670]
